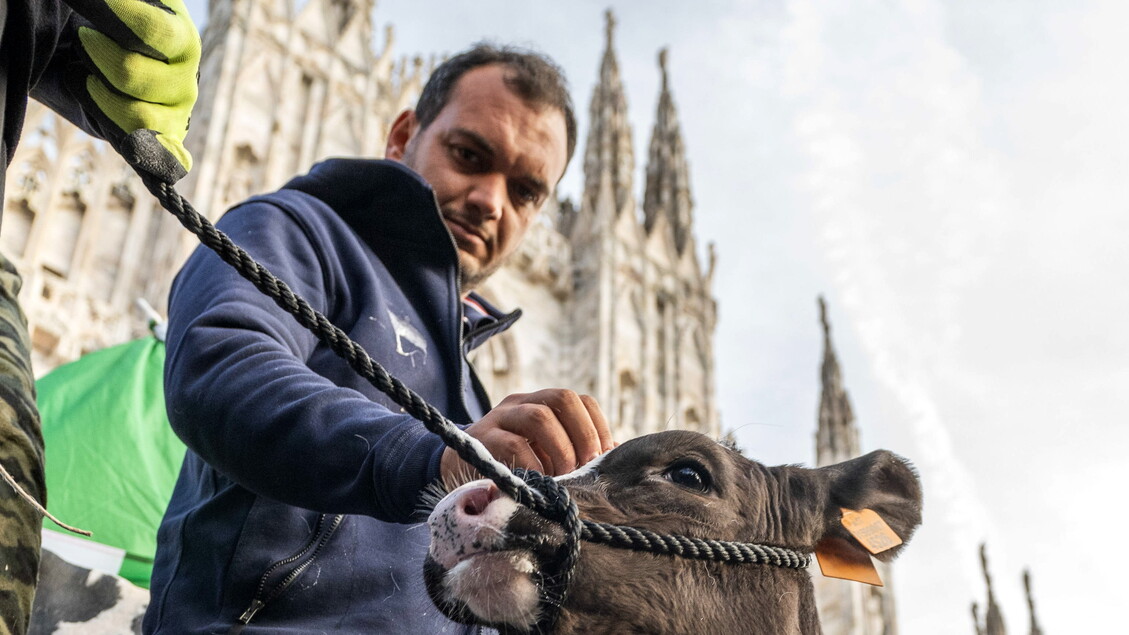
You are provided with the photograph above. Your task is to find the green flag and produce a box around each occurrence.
[38,336,185,587]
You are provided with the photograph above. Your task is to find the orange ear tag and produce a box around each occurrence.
[814,536,883,586]
[839,508,902,555]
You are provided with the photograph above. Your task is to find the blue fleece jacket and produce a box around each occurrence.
[144,159,517,633]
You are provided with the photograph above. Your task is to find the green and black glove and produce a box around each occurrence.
[62,0,200,183]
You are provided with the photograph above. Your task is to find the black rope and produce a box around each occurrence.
[581,522,808,568]
[136,173,811,630]
[513,470,583,633]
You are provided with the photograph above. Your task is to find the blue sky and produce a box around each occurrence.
[183,1,1128,631]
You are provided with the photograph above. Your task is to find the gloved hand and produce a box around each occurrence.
[62,0,200,183]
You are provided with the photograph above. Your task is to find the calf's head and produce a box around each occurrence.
[425,430,922,634]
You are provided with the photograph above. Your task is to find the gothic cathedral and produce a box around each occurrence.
[0,1,915,631]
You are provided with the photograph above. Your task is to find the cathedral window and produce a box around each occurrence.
[682,407,701,432]
[64,149,94,194]
[87,192,132,303]
[31,325,60,358]
[656,296,669,398]
[2,200,35,258]
[223,145,262,210]
[617,370,638,435]
[39,193,85,278]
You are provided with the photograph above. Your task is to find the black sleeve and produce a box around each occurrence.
[3,1,75,173]
[27,7,108,143]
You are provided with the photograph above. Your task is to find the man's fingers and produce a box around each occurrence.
[154,134,192,174]
[500,428,551,475]
[472,390,613,477]
[86,76,187,139]
[498,403,575,475]
[64,0,198,61]
[580,393,615,453]
[527,389,604,466]
[527,443,554,478]
[62,0,200,178]
[493,390,614,471]
[479,429,547,475]
[77,28,198,104]
[110,0,197,60]
[439,434,546,488]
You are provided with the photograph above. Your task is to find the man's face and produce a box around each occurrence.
[386,65,569,293]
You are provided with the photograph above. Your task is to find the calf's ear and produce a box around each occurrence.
[818,450,922,562]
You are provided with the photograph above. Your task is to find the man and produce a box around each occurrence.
[145,45,613,633]
[0,2,197,633]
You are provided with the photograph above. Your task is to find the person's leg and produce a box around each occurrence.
[0,254,43,635]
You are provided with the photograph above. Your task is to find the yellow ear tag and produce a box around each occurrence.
[839,508,903,555]
[814,536,883,586]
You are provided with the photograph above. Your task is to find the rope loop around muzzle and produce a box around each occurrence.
[581,522,809,568]
[136,173,811,632]
[513,470,583,634]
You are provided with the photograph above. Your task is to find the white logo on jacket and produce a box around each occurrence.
[386,309,428,367]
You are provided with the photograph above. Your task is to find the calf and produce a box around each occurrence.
[425,430,922,634]
[29,549,148,634]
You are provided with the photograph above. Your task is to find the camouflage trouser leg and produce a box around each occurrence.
[0,253,42,635]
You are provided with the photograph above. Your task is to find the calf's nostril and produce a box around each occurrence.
[458,483,500,517]
[462,497,482,516]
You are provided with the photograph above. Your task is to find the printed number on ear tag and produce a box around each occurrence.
[840,508,903,555]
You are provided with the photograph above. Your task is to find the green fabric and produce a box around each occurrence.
[37,337,185,588]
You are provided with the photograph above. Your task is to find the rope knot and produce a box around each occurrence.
[514,469,583,633]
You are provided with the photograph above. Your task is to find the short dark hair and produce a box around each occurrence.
[415,43,578,166]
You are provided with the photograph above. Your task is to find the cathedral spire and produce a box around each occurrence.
[323,0,373,35]
[581,9,634,217]
[973,544,1008,635]
[643,47,694,254]
[815,297,860,466]
[1024,570,1043,635]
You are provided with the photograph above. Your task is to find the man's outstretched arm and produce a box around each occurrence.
[33,0,200,182]
[1,2,198,632]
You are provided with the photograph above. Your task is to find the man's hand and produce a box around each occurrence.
[63,0,200,182]
[441,390,615,483]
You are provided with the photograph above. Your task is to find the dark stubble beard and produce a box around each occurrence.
[454,248,506,295]
[402,139,504,295]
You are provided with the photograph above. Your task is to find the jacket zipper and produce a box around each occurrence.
[236,513,346,625]
[460,307,521,412]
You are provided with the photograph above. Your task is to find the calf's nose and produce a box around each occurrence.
[459,482,502,517]
[428,480,518,570]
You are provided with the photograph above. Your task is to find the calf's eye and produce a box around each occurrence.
[664,461,712,493]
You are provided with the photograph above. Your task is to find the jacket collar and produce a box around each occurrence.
[283,158,523,350]
[282,158,456,258]
[463,293,521,352]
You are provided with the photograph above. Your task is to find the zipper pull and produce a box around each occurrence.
[238,599,265,624]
